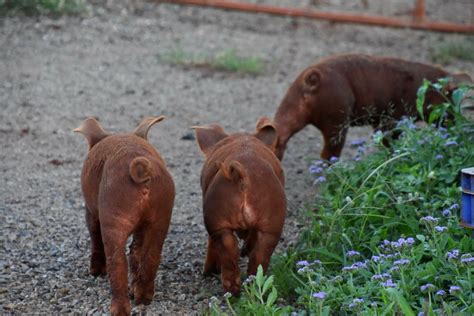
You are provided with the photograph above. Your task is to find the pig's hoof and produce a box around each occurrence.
[134,295,153,306]
[132,285,154,305]
[223,280,241,297]
[110,298,131,316]
[89,264,107,277]
[203,264,220,276]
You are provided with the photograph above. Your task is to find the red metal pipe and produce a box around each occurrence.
[159,0,474,34]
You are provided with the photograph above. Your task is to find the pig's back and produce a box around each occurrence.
[80,135,166,211]
[318,55,449,121]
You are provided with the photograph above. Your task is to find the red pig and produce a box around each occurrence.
[193,117,286,295]
[274,54,472,160]
[74,116,175,316]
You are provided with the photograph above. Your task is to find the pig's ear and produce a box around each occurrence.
[73,117,109,149]
[192,124,227,156]
[134,116,166,140]
[254,117,278,151]
[303,68,321,93]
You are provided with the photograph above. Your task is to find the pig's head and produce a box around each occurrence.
[274,67,321,160]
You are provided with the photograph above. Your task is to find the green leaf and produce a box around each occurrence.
[385,288,415,316]
[266,287,277,307]
[262,275,273,295]
[416,234,426,242]
[256,265,264,288]
[451,89,464,109]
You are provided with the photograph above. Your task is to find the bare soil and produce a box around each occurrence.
[1,0,473,314]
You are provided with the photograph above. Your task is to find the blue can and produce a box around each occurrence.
[461,167,474,230]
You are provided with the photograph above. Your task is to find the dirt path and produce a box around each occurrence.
[1,1,473,314]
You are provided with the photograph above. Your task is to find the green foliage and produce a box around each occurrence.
[160,47,265,75]
[432,39,474,64]
[217,82,474,314]
[0,0,85,16]
[416,78,474,126]
[208,265,290,316]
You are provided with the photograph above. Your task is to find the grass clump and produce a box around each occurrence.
[0,0,85,16]
[160,47,265,75]
[432,39,474,64]
[211,80,474,314]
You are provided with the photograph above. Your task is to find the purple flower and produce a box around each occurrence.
[435,290,446,297]
[460,256,474,266]
[418,312,426,316]
[297,260,310,266]
[449,203,459,210]
[446,249,459,260]
[312,291,326,300]
[381,279,396,288]
[371,273,391,281]
[393,259,410,266]
[312,160,324,167]
[442,209,451,217]
[435,154,444,160]
[312,259,322,265]
[351,139,366,147]
[449,285,461,295]
[444,140,458,146]
[315,176,326,183]
[441,133,450,139]
[389,266,400,273]
[390,237,415,249]
[346,250,360,258]
[309,166,324,174]
[420,216,439,225]
[348,298,364,309]
[438,126,447,132]
[420,283,436,292]
[353,155,361,161]
[342,261,367,272]
[329,156,339,163]
[435,226,447,232]
[371,255,382,263]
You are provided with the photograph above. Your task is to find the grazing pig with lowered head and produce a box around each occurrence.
[274,54,472,160]
[74,116,175,316]
[194,117,286,295]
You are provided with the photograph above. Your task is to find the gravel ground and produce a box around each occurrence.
[1,0,473,314]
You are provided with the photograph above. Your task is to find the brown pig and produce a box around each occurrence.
[274,54,472,160]
[74,116,175,316]
[193,117,286,295]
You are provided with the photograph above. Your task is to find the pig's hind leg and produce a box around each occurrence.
[101,219,134,316]
[131,223,167,305]
[203,236,221,276]
[247,231,280,275]
[213,229,241,295]
[85,208,107,276]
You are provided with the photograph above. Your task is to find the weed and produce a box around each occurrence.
[0,0,85,16]
[432,39,474,64]
[160,47,265,75]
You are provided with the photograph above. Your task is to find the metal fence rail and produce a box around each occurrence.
[159,0,474,33]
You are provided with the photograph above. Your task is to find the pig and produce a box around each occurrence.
[274,54,472,160]
[193,117,286,295]
[74,116,175,316]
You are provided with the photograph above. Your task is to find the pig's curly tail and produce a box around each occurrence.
[217,160,248,191]
[129,157,152,184]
